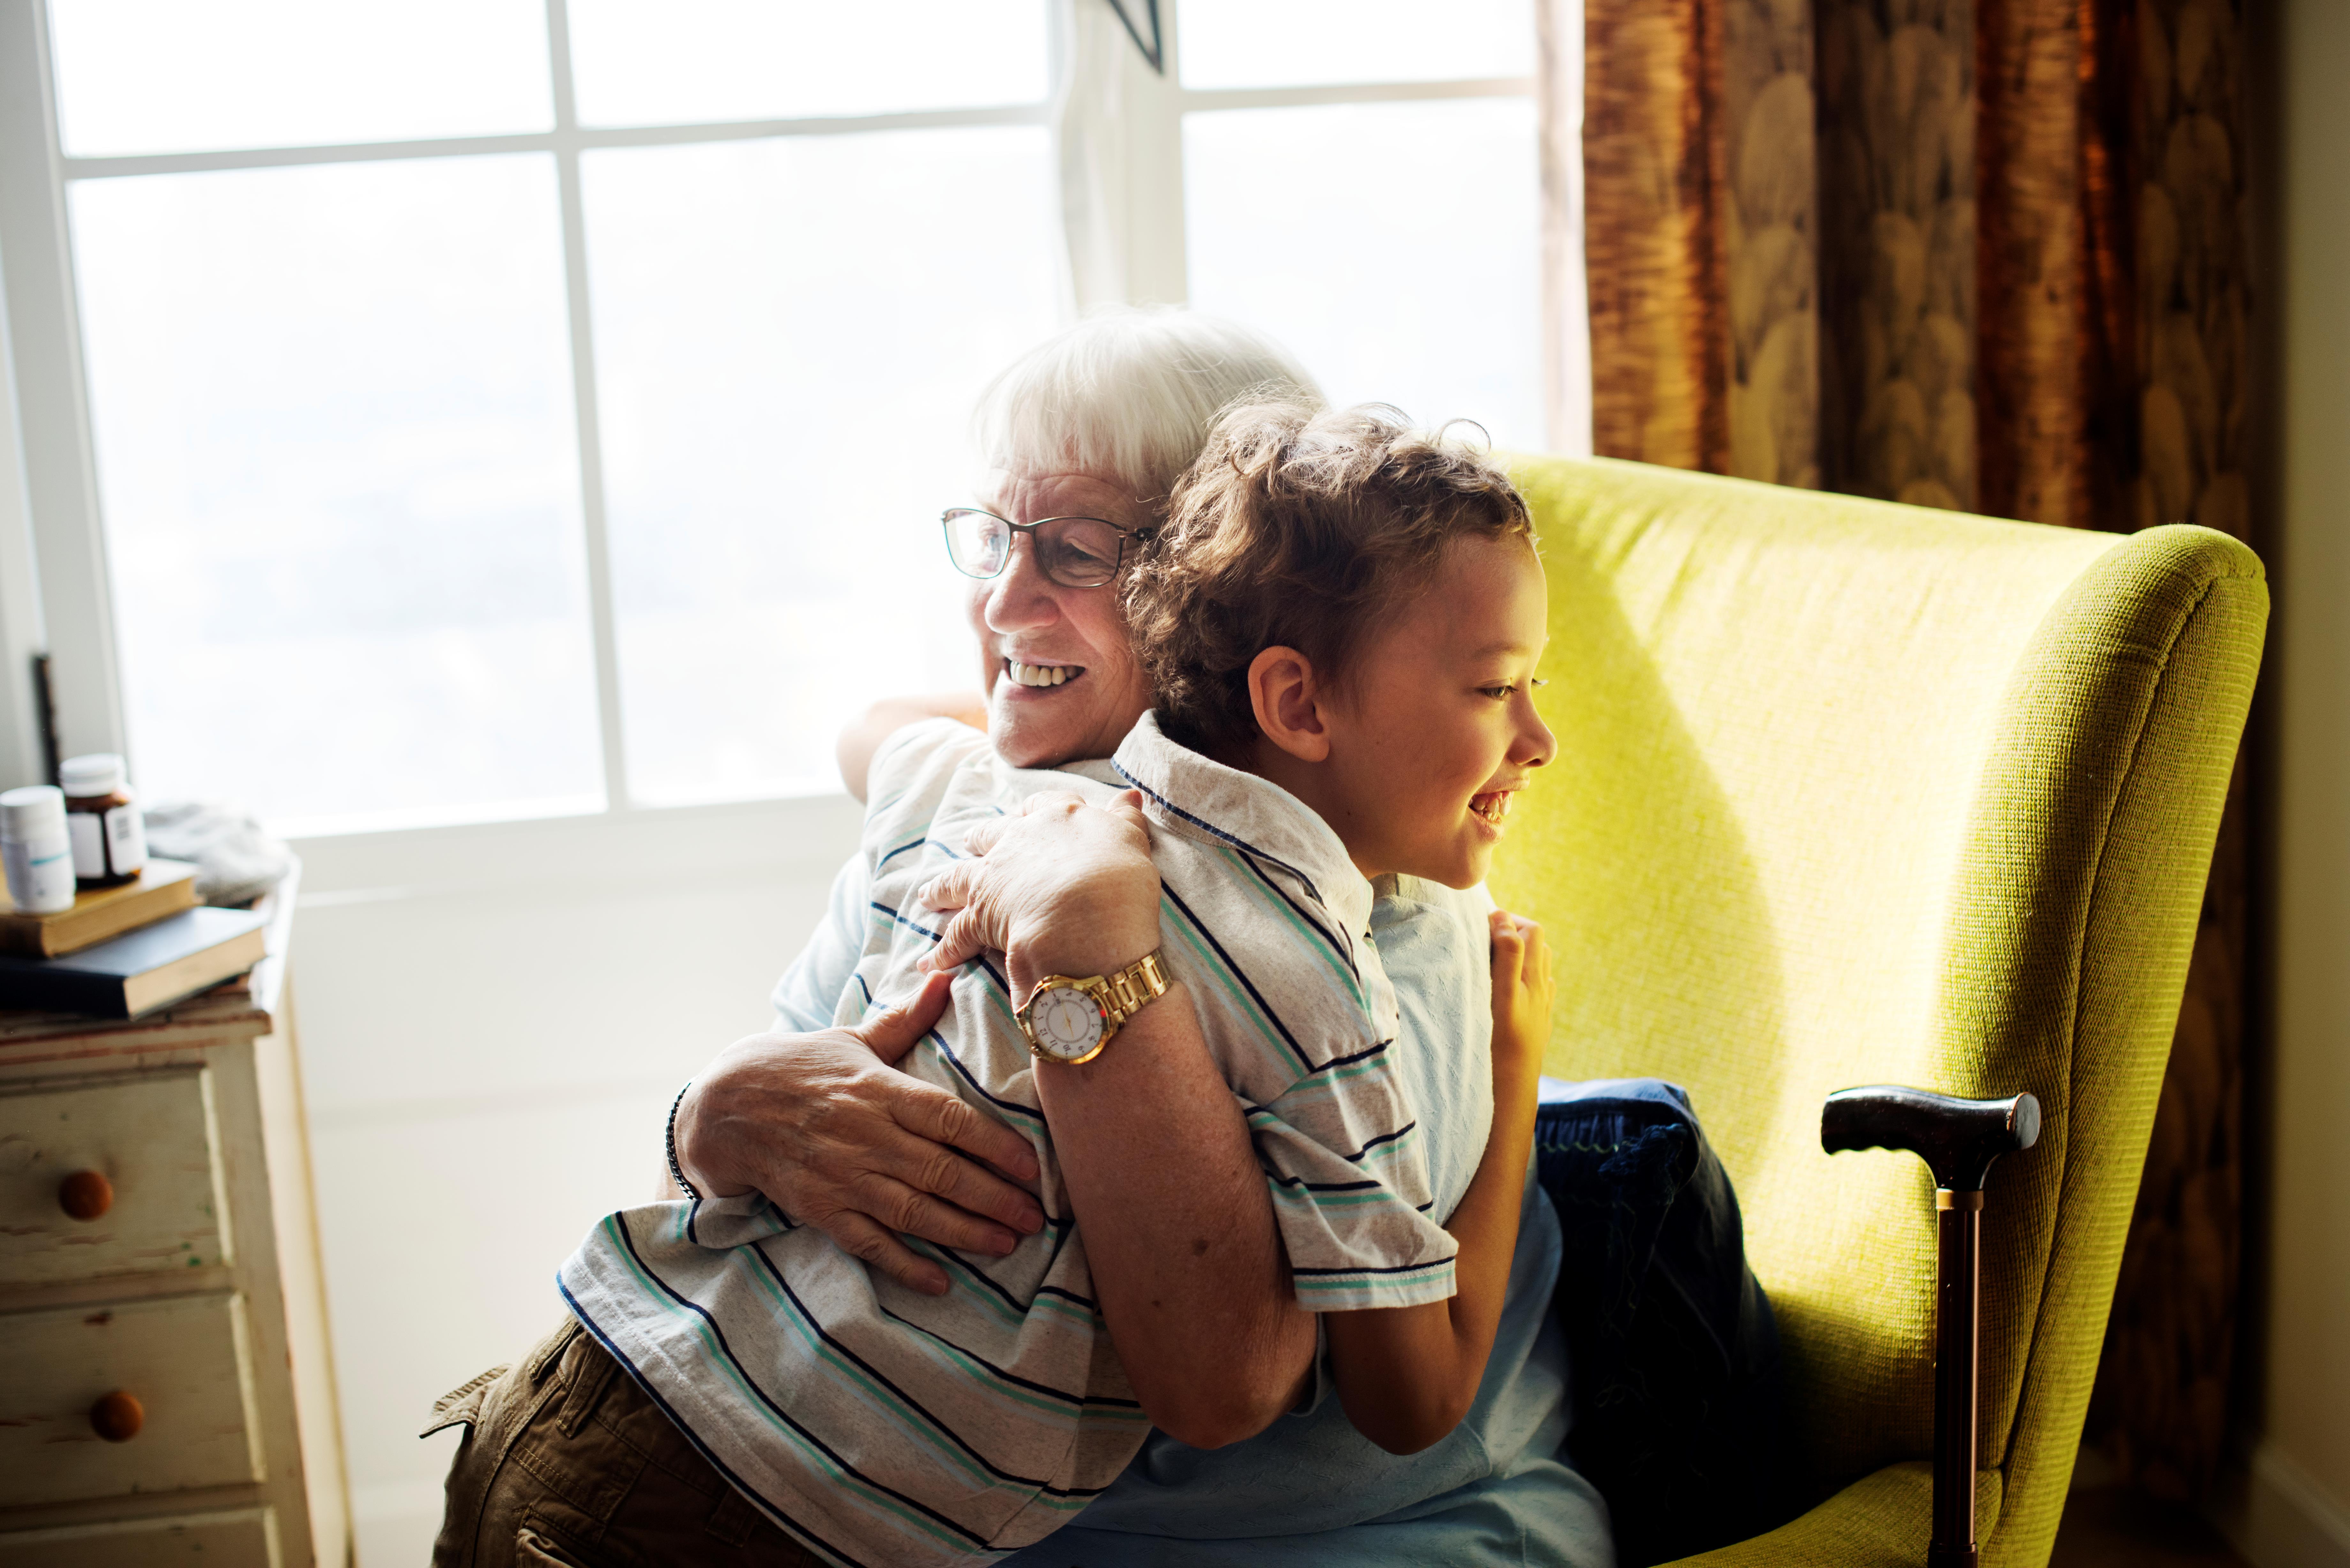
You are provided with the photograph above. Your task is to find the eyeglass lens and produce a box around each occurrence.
[943,510,1128,588]
[944,509,1010,577]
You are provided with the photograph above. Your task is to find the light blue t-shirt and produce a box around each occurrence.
[774,859,1611,1568]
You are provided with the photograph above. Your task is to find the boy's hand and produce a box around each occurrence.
[1488,909,1554,1085]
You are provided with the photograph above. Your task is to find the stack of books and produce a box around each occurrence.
[0,860,267,1020]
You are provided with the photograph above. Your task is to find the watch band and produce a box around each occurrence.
[1096,950,1169,1029]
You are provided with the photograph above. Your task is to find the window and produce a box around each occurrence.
[8,0,1560,839]
[37,0,1056,832]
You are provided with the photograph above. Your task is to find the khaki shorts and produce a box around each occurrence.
[425,1319,822,1567]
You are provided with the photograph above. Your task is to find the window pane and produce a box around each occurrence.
[48,0,551,156]
[72,156,603,831]
[582,129,1059,805]
[1178,0,1533,89]
[567,0,1047,128]
[1184,99,1542,449]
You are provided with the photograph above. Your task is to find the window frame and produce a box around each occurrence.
[0,0,1552,844]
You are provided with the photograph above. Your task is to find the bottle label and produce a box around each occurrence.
[104,804,147,877]
[3,836,76,914]
[67,812,104,879]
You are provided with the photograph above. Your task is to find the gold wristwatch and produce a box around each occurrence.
[1015,951,1169,1066]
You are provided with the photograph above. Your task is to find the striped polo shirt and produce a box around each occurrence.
[559,714,1458,1567]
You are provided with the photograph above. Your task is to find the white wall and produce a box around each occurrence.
[289,795,860,1566]
[2240,2,2350,1563]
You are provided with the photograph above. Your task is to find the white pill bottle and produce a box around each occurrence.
[1,785,78,914]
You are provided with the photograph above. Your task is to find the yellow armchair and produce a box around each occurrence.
[1490,456,2266,1567]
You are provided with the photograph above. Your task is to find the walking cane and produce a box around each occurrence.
[1822,1086,2042,1568]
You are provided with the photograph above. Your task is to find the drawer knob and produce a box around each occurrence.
[89,1390,143,1442]
[58,1169,113,1221]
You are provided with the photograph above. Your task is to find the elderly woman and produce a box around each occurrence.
[431,311,1609,1568]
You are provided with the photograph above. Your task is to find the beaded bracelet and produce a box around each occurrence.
[665,1080,703,1202]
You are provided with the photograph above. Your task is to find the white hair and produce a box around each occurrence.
[970,307,1325,515]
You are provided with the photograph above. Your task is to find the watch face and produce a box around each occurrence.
[1030,985,1106,1061]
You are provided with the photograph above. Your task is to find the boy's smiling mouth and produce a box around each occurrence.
[1469,789,1515,827]
[1004,658,1087,689]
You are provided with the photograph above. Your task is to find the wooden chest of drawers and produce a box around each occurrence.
[0,887,346,1566]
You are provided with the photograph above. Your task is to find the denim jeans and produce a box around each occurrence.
[1534,1078,1795,1567]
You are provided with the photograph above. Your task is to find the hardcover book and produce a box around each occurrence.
[0,858,200,958]
[0,906,267,1020]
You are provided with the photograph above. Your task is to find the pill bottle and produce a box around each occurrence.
[1,785,77,914]
[59,753,148,888]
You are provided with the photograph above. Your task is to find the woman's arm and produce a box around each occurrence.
[921,794,1320,1450]
[664,694,1024,1289]
[672,847,1051,1294]
[1320,910,1551,1455]
[672,979,1055,1289]
[837,691,988,802]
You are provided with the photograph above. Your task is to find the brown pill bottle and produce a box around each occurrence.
[59,753,148,889]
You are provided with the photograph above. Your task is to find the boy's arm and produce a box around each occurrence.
[1321,911,1550,1454]
[837,691,988,802]
[922,792,1319,1450]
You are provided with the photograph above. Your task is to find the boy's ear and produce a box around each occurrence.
[1248,646,1332,763]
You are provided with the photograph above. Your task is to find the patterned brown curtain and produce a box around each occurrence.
[1548,0,2255,1499]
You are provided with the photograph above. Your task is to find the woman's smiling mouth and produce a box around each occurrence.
[1004,659,1088,689]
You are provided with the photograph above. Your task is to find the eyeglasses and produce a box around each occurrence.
[941,508,1151,590]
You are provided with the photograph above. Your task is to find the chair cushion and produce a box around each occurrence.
[1667,1461,2002,1566]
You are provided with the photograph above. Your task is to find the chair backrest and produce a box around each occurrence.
[1490,456,2264,1561]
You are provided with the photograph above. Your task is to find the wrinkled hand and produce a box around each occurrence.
[674,972,1045,1296]
[1488,909,1554,1096]
[919,790,1164,993]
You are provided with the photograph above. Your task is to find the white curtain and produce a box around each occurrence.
[1050,0,1137,314]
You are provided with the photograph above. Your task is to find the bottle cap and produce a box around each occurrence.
[58,753,127,798]
[0,784,66,840]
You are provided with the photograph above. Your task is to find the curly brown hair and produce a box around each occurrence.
[1123,401,1535,764]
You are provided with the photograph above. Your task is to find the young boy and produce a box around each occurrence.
[559,403,1557,1566]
